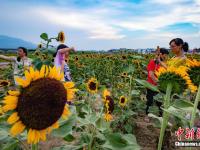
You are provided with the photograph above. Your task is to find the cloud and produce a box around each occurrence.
[117,2,200,32]
[150,0,191,4]
[0,0,200,49]
[196,0,200,5]
[33,7,125,40]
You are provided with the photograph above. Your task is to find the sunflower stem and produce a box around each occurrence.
[15,137,29,150]
[190,84,200,128]
[45,37,57,49]
[88,125,95,150]
[129,75,132,102]
[31,144,38,150]
[158,83,172,150]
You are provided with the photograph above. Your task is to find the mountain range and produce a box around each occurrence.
[0,35,36,49]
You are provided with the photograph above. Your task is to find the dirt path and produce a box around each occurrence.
[134,114,200,150]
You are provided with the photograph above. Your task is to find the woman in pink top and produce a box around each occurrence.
[54,44,75,81]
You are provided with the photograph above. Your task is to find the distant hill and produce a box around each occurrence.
[0,35,36,49]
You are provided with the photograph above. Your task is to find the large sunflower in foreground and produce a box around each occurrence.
[58,31,65,43]
[86,78,98,94]
[2,65,77,144]
[102,89,114,122]
[186,59,200,88]
[119,96,127,107]
[156,66,196,93]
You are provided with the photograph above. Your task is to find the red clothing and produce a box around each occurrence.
[147,59,160,85]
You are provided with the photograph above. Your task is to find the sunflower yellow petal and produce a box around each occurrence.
[39,65,46,78]
[34,130,40,144]
[52,66,57,78]
[24,70,32,82]
[54,68,62,80]
[48,66,57,78]
[29,67,35,79]
[27,129,34,144]
[47,121,59,134]
[7,112,20,124]
[3,96,18,104]
[44,66,49,77]
[15,77,26,87]
[64,82,75,89]
[103,89,110,99]
[57,72,64,81]
[7,90,20,96]
[52,121,59,129]
[2,104,17,112]
[33,70,40,81]
[15,77,30,88]
[40,129,47,141]
[62,106,71,119]
[67,88,78,101]
[104,113,113,122]
[27,130,31,144]
[48,66,53,78]
[10,121,25,136]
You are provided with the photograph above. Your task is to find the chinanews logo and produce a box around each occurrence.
[175,127,200,147]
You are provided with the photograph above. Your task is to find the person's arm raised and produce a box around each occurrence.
[0,55,15,61]
[157,54,167,69]
[58,47,75,54]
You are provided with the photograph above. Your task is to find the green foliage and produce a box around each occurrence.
[135,79,159,92]
[40,33,48,41]
[188,67,200,86]
[1,39,200,150]
[0,116,23,150]
[158,72,187,94]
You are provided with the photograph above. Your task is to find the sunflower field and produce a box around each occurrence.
[0,32,200,150]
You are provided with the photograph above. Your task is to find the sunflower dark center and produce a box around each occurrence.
[121,97,125,103]
[42,54,47,59]
[0,81,9,86]
[105,96,114,113]
[122,56,126,59]
[17,78,66,130]
[89,81,97,90]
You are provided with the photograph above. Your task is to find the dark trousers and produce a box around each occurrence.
[146,88,162,117]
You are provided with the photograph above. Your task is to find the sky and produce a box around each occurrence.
[0,0,200,50]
